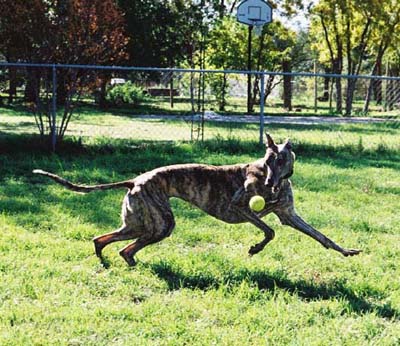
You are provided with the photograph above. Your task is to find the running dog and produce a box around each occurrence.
[33,134,361,266]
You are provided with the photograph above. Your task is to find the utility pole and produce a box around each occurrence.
[247,25,254,114]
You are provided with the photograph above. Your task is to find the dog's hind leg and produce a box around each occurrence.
[275,209,362,257]
[93,225,139,258]
[119,212,176,266]
[119,236,163,267]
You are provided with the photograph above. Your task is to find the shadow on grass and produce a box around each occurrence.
[0,103,33,116]
[75,101,194,117]
[1,132,399,172]
[149,260,399,320]
[0,122,36,132]
[205,120,400,136]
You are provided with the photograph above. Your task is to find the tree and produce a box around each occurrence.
[310,0,400,116]
[0,0,51,102]
[0,0,129,146]
[207,17,247,110]
[249,21,298,111]
[363,0,400,113]
[310,1,345,114]
[117,0,187,67]
[207,16,298,112]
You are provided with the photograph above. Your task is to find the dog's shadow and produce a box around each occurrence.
[148,260,398,320]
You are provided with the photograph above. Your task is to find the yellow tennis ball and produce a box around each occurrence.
[249,195,265,212]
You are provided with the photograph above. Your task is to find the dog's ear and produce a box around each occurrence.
[265,133,276,148]
[284,139,292,150]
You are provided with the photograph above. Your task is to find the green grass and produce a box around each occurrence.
[1,103,400,145]
[0,113,399,345]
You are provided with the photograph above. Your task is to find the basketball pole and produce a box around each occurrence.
[247,24,253,114]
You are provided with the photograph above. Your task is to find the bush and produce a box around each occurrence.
[106,81,147,107]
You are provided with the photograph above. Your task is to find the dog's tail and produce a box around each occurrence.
[33,169,135,193]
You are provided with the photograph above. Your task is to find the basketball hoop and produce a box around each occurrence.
[236,0,273,114]
[236,0,273,27]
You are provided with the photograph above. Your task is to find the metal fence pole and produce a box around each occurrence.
[259,72,265,145]
[51,64,57,152]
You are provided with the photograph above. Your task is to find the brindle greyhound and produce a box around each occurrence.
[33,134,361,266]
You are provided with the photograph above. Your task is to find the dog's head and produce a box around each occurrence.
[263,133,295,192]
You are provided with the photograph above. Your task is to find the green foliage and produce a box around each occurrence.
[207,16,298,72]
[207,73,229,111]
[207,16,247,70]
[106,82,147,107]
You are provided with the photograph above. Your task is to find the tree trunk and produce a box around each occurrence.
[333,59,342,114]
[363,41,388,113]
[329,78,334,111]
[219,73,228,112]
[98,76,108,109]
[24,69,40,103]
[387,80,395,110]
[344,18,371,116]
[363,60,381,113]
[386,65,400,110]
[282,60,292,111]
[56,73,68,106]
[320,67,330,102]
[170,75,174,109]
[363,69,376,114]
[8,66,17,104]
[190,72,195,112]
[345,78,357,116]
[335,77,342,114]
[373,58,382,104]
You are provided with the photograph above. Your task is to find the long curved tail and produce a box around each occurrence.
[33,169,135,193]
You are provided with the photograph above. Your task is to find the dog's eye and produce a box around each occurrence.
[277,158,284,166]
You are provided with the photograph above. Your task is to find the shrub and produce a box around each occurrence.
[106,81,147,107]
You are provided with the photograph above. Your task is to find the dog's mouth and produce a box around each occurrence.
[265,183,281,194]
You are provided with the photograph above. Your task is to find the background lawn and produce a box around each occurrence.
[0,116,399,345]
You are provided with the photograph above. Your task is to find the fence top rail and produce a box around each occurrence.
[2,61,400,82]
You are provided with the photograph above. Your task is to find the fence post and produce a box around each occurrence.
[259,72,265,145]
[51,64,57,152]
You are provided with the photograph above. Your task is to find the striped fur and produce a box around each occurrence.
[33,134,361,266]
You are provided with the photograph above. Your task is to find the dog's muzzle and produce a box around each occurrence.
[265,176,281,193]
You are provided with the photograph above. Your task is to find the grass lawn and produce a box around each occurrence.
[1,103,399,145]
[0,112,399,345]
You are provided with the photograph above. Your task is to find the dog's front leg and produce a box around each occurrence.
[230,202,276,256]
[275,208,362,257]
[229,181,277,255]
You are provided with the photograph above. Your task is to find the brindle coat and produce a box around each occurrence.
[33,134,361,266]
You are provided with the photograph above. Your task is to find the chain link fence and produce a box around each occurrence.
[1,62,399,150]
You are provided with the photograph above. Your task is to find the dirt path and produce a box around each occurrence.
[136,111,397,125]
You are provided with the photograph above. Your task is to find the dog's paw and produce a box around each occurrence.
[248,245,261,256]
[93,239,104,258]
[119,250,137,266]
[342,248,362,257]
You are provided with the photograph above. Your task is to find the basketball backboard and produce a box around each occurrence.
[237,0,272,26]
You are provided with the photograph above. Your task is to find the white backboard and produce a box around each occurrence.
[237,0,272,26]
